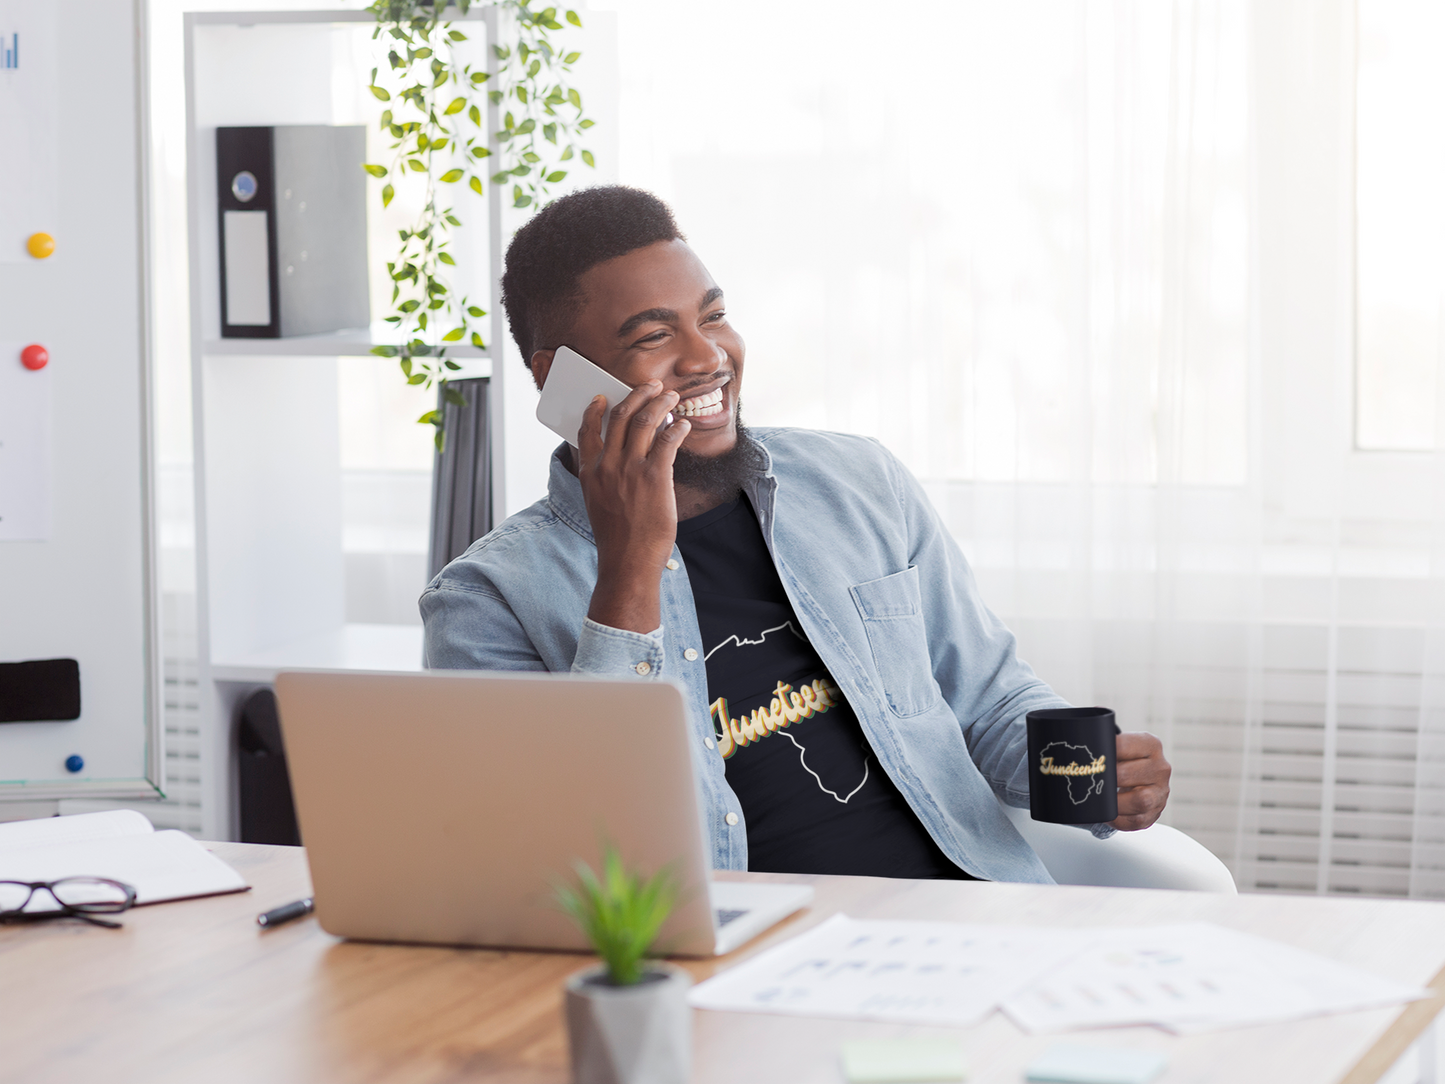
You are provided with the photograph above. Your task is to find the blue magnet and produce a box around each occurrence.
[64,754,84,774]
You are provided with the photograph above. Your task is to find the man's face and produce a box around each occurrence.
[530,239,745,460]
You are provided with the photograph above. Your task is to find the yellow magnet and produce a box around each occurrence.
[27,232,55,259]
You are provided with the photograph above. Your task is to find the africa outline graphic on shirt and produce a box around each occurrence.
[706,620,872,804]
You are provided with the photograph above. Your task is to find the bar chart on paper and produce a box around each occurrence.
[0,2,57,262]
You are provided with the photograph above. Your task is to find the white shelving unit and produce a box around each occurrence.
[184,8,507,835]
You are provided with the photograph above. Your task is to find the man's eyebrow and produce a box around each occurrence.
[616,307,678,338]
[699,286,724,309]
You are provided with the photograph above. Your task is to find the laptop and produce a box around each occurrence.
[273,668,814,956]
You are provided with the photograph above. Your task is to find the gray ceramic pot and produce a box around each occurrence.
[564,963,692,1084]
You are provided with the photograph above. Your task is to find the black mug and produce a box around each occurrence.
[1026,707,1118,825]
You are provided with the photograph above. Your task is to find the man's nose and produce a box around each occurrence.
[675,327,727,374]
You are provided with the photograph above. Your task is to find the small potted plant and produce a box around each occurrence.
[555,847,691,1084]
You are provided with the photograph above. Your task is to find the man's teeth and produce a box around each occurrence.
[675,387,725,417]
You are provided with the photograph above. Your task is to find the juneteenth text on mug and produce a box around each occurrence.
[1025,706,1119,824]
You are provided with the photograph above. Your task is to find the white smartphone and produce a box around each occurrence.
[536,345,669,448]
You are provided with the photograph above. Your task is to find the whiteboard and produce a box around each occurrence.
[0,0,160,799]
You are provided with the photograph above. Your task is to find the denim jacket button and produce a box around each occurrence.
[666,559,680,570]
[634,661,651,676]
[704,737,715,750]
[684,648,699,661]
[725,812,739,826]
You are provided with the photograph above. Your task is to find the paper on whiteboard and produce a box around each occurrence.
[0,346,51,540]
[688,913,1082,1028]
[1000,922,1431,1034]
[0,1,58,262]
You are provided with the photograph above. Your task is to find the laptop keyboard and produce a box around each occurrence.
[715,907,749,927]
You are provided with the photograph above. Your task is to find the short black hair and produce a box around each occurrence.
[501,185,684,369]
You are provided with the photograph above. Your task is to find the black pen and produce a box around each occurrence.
[257,897,314,929]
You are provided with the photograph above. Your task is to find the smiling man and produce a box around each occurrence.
[420,185,1172,882]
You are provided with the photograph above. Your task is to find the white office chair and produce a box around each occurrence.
[998,800,1238,893]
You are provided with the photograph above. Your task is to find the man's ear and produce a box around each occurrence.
[529,349,556,392]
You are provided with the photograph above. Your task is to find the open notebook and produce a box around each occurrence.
[0,810,249,910]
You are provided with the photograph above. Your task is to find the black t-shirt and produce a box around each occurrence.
[674,496,974,879]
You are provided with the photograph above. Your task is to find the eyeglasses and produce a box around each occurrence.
[0,878,137,929]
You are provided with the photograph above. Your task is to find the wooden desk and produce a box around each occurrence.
[4,842,1444,1084]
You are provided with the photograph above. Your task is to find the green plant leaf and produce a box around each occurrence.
[440,168,464,182]
[470,71,490,84]
[469,104,482,125]
[515,193,533,208]
[511,164,531,176]
[560,145,574,161]
[516,85,529,104]
[553,846,677,987]
[564,51,581,63]
[438,251,456,265]
[408,372,427,385]
[467,305,486,317]
[579,118,595,129]
[471,331,486,348]
[400,357,413,376]
[431,137,449,151]
[566,9,582,26]
[408,159,427,172]
[446,214,463,226]
[447,30,467,41]
[444,388,467,406]
[400,299,421,313]
[413,46,433,59]
[417,409,443,425]
[581,149,595,167]
[517,118,536,135]
[446,359,464,369]
[491,171,510,183]
[445,96,466,115]
[471,146,492,159]
[528,59,541,78]
[568,87,582,108]
[362,163,388,177]
[489,90,503,104]
[545,170,567,183]
[370,345,399,357]
[418,312,429,330]
[504,111,516,130]
[442,326,465,341]
[381,183,395,207]
[522,151,541,163]
[470,175,484,194]
[369,85,391,101]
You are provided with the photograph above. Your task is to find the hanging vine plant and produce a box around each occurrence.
[364,0,596,448]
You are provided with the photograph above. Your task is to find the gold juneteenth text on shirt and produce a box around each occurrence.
[711,678,841,760]
[1038,755,1108,777]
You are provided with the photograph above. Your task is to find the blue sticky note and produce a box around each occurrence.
[841,1038,968,1083]
[1025,1044,1167,1084]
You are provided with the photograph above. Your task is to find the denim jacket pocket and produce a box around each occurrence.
[850,566,941,717]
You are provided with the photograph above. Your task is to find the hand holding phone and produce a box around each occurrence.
[541,347,692,635]
[536,345,660,447]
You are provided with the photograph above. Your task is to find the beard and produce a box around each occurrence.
[670,406,766,500]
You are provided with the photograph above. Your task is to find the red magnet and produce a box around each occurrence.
[20,344,48,371]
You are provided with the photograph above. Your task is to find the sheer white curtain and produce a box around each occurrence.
[604,0,1445,896]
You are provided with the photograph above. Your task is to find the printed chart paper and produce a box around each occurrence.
[0,346,51,540]
[688,913,1080,1027]
[1001,922,1431,1034]
[0,0,58,262]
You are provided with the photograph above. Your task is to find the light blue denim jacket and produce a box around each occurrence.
[421,427,1084,883]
